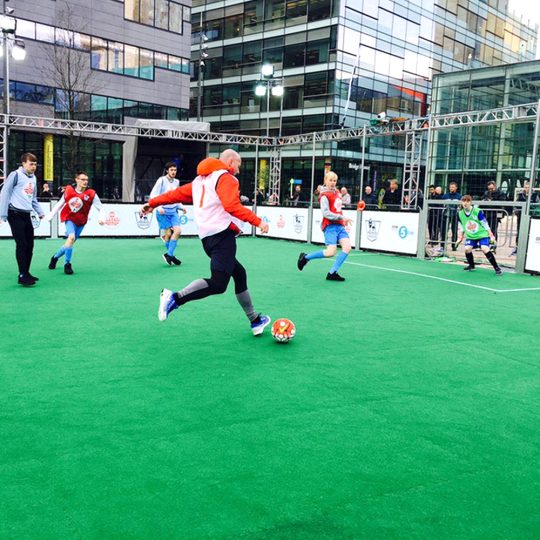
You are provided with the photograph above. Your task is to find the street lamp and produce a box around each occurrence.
[1,8,27,179]
[255,63,283,137]
[196,11,208,123]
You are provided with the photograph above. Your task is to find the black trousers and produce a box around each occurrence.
[7,209,35,276]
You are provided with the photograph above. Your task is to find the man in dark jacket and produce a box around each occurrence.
[442,182,462,250]
[482,180,506,241]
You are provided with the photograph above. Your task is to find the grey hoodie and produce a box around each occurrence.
[0,166,44,220]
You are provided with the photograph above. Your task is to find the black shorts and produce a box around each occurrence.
[201,228,237,275]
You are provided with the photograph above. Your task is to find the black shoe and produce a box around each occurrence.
[48,256,58,270]
[297,252,308,271]
[18,275,36,286]
[28,273,39,281]
[326,272,345,281]
[495,267,503,275]
[162,253,173,266]
[463,265,475,271]
[64,263,74,275]
[169,255,182,266]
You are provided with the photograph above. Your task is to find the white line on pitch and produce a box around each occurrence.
[343,260,538,293]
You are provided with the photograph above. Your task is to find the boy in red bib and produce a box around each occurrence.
[45,171,105,274]
[297,171,352,281]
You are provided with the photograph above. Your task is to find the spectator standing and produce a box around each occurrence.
[429,186,444,245]
[441,182,462,250]
[0,152,45,286]
[514,181,540,253]
[382,179,402,209]
[289,185,303,206]
[482,180,506,242]
[340,187,351,206]
[362,185,378,209]
[41,182,53,199]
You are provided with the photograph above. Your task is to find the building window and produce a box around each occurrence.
[124,0,189,34]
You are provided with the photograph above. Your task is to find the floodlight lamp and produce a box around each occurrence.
[377,112,386,120]
[202,34,209,42]
[261,64,274,77]
[0,14,16,33]
[199,60,205,67]
[201,51,208,59]
[12,40,26,61]
[255,83,266,97]
[5,7,14,15]
[271,84,284,97]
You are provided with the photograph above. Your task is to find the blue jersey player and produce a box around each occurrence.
[149,162,186,266]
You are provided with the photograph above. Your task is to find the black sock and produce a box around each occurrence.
[485,250,499,270]
[466,251,475,267]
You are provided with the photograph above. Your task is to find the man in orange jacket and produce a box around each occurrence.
[141,149,271,336]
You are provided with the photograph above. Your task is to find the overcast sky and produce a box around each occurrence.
[508,0,540,57]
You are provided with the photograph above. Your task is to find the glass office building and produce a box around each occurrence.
[430,59,540,197]
[190,0,538,201]
[5,0,192,195]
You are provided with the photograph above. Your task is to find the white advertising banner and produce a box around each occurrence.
[255,207,309,241]
[311,209,358,247]
[56,204,253,238]
[359,210,419,255]
[0,202,51,237]
[525,218,540,272]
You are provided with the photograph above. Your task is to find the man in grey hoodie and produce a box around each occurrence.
[0,152,45,286]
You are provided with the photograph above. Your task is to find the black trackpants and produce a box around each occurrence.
[7,208,35,276]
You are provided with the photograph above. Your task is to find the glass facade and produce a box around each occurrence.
[10,0,192,196]
[430,60,540,197]
[190,0,538,203]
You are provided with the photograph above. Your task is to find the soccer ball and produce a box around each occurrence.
[271,318,296,343]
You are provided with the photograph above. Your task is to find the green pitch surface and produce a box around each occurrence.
[1,237,539,539]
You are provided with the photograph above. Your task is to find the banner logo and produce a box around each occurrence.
[366,219,381,242]
[135,211,152,230]
[293,214,304,234]
[104,211,121,228]
[30,211,41,229]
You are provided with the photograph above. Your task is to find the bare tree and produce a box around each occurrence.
[38,1,102,174]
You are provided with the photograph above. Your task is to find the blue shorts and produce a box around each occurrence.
[65,220,85,239]
[465,237,490,249]
[156,212,182,230]
[324,224,349,246]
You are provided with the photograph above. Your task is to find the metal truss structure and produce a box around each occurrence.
[268,146,282,203]
[401,131,423,209]
[1,101,538,187]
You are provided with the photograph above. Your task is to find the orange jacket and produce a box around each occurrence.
[148,158,261,228]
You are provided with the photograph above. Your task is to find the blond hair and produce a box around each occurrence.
[324,171,338,183]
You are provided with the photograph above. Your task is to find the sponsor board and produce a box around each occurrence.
[256,207,309,241]
[0,202,51,237]
[359,210,419,255]
[525,218,540,272]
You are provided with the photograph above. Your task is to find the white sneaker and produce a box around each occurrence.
[158,288,177,321]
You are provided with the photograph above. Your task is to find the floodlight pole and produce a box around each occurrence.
[2,0,10,178]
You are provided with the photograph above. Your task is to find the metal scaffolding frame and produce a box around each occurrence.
[1,101,539,273]
[1,100,538,191]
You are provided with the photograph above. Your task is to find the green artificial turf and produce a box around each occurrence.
[1,237,539,538]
